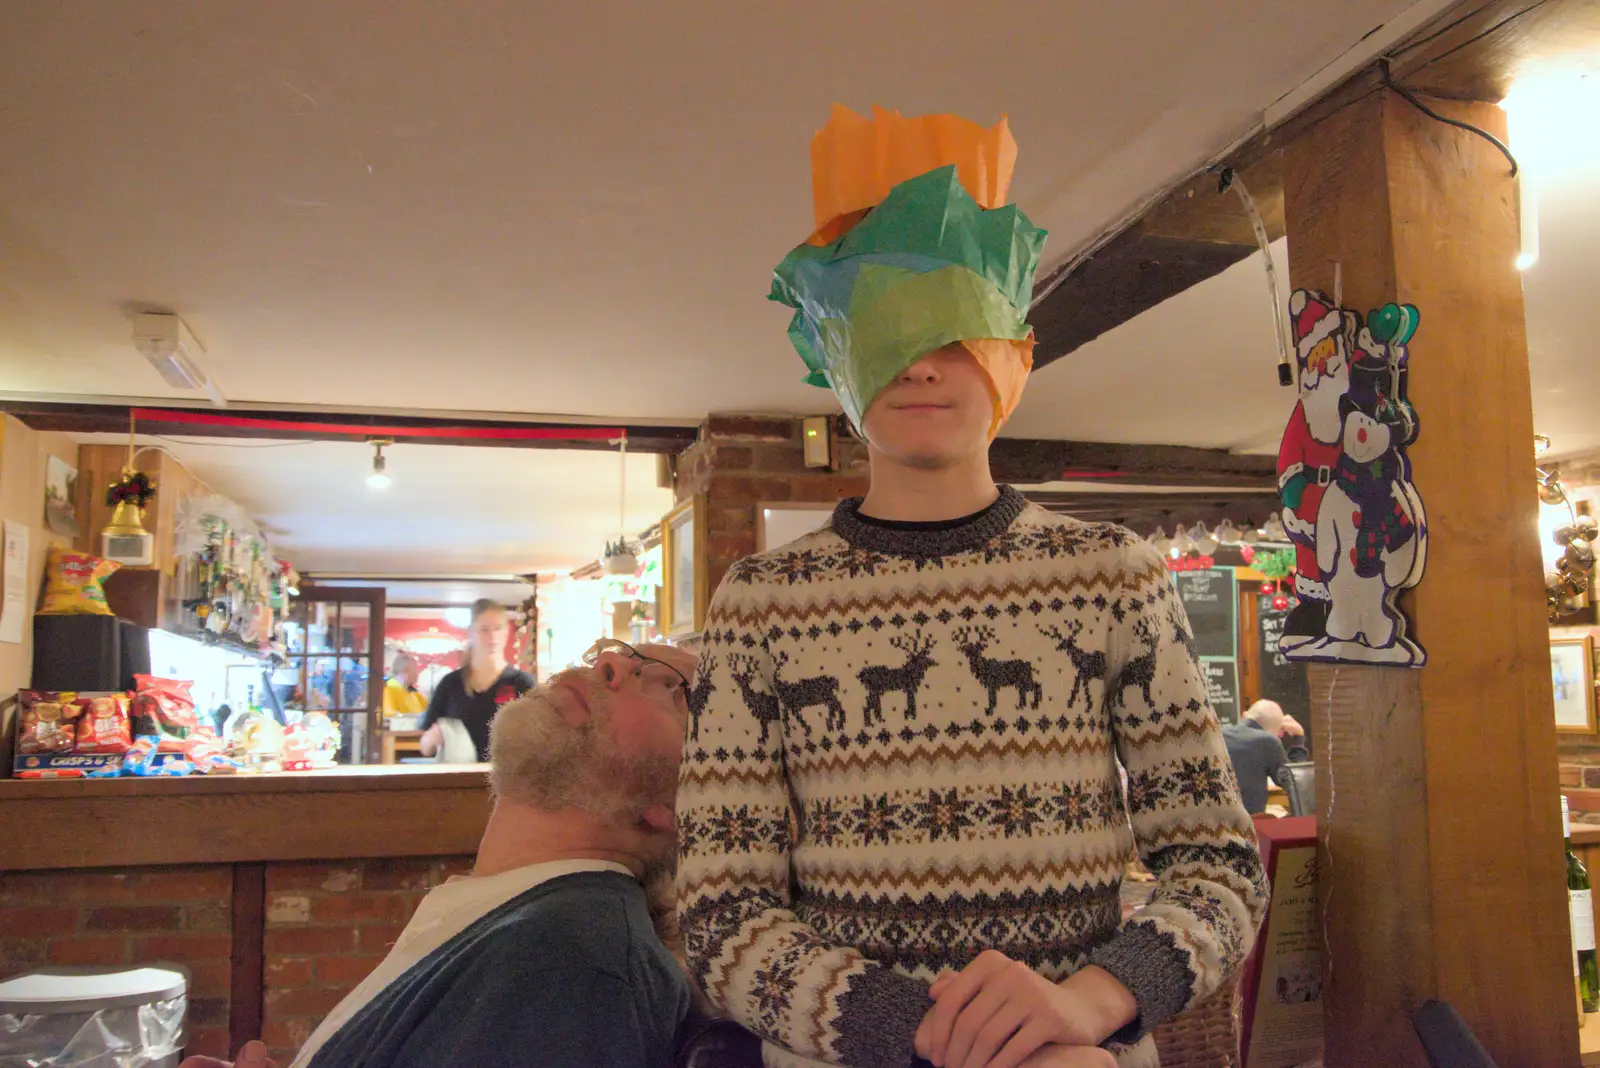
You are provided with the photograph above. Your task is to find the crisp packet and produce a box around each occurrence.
[132,675,200,752]
[121,736,160,775]
[187,729,239,774]
[75,694,133,754]
[144,756,192,776]
[195,754,244,775]
[38,546,120,615]
[16,691,81,754]
[185,726,222,763]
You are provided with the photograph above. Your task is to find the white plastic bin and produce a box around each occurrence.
[0,965,187,1067]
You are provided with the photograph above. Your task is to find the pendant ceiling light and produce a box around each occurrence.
[367,439,393,490]
[602,431,638,575]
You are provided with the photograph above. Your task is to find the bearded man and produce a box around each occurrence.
[190,640,696,1068]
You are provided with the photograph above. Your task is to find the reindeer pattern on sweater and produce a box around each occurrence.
[676,488,1267,1068]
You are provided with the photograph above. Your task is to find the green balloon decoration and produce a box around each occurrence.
[1368,302,1419,346]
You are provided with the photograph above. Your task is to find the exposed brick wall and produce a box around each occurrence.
[676,414,869,597]
[0,866,235,1057]
[260,856,473,1064]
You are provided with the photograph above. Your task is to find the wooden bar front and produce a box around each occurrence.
[0,767,493,1062]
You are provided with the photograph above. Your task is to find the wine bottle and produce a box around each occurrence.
[1565,796,1599,1014]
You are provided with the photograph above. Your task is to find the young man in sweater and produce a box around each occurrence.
[676,107,1268,1068]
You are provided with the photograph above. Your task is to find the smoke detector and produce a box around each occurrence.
[132,313,227,407]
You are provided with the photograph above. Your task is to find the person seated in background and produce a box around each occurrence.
[1220,699,1309,815]
[381,652,428,720]
[420,599,536,762]
[183,640,696,1068]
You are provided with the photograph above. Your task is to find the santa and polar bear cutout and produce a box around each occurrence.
[1276,288,1427,667]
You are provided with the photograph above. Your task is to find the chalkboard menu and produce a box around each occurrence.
[1257,595,1312,725]
[1203,659,1241,724]
[1174,568,1241,724]
[1175,569,1238,660]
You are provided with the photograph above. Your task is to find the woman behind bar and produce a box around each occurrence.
[418,599,534,762]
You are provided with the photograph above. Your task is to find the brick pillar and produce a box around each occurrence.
[674,414,869,597]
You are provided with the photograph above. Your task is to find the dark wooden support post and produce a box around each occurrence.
[228,862,266,1057]
[1285,90,1571,1066]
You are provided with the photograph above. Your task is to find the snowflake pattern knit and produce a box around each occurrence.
[677,487,1268,1068]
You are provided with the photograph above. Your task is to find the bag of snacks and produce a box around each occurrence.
[121,736,190,775]
[38,546,121,615]
[184,726,222,765]
[74,694,134,754]
[122,736,157,770]
[131,675,200,752]
[13,753,124,779]
[16,691,81,753]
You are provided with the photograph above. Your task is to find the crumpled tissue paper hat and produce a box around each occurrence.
[769,105,1048,438]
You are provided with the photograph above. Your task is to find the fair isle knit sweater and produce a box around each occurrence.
[676,487,1268,1068]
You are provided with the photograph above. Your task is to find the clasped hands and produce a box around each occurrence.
[913,953,1138,1068]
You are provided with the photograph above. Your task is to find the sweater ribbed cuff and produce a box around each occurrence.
[1087,923,1197,1045]
[832,966,932,1068]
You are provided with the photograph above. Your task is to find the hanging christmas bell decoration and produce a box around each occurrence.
[104,468,157,536]
[1539,465,1597,621]
[99,413,159,565]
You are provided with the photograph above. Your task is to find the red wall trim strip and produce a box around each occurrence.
[131,408,623,442]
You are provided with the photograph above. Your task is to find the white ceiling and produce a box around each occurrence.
[75,435,673,575]
[1009,241,1294,452]
[1525,142,1600,460]
[1,0,1419,423]
[10,1,1598,575]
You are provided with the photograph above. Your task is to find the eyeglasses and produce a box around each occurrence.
[582,638,691,697]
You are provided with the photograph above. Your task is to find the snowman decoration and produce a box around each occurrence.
[1276,291,1358,651]
[1292,302,1427,666]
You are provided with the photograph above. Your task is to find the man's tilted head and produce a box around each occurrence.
[489,640,692,867]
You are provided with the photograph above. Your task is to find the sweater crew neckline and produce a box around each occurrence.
[831,485,1026,557]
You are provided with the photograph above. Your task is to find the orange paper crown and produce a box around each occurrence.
[806,104,1018,246]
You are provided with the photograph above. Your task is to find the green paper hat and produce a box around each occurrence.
[770,165,1047,432]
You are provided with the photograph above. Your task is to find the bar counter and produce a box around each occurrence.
[0,764,493,871]
[0,764,495,1060]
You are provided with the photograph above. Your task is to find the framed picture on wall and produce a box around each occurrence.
[661,495,707,637]
[1551,636,1597,734]
[44,454,80,538]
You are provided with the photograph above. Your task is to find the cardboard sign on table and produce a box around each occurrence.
[1240,815,1324,1068]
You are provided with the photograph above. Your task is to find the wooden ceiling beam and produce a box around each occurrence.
[989,437,1276,488]
[1029,0,1593,371]
[1030,233,1258,370]
[0,401,700,454]
[1022,489,1282,535]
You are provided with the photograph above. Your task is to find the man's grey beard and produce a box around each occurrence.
[550,670,679,834]
[586,745,680,833]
